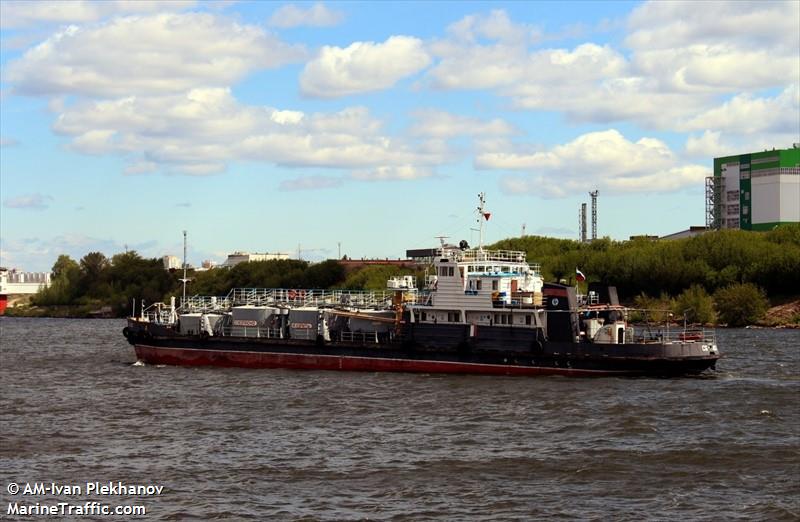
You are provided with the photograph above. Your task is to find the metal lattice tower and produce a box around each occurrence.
[589,190,598,240]
[705,176,724,230]
[580,203,587,242]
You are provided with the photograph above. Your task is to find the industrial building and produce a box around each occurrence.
[221,251,290,267]
[162,255,181,270]
[706,145,800,230]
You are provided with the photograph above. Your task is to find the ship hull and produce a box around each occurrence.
[130,335,718,377]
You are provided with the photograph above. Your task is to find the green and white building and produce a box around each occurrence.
[706,145,800,230]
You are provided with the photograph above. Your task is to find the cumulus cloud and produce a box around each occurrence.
[478,129,708,197]
[426,3,799,130]
[49,88,448,178]
[626,1,798,52]
[686,85,800,135]
[300,36,431,97]
[446,9,541,45]
[5,13,305,98]
[409,110,517,138]
[268,3,343,28]
[3,193,52,210]
[0,0,195,28]
[684,131,736,159]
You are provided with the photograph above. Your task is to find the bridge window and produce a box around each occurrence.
[492,280,499,290]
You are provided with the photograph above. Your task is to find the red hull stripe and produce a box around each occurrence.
[134,344,628,377]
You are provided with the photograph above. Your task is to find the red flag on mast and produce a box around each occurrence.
[483,212,491,221]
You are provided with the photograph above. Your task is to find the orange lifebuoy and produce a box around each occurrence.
[288,289,297,299]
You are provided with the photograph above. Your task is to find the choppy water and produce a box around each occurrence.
[1,317,798,520]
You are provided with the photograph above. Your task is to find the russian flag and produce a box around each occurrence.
[576,268,586,282]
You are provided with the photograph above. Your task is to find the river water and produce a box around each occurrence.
[1,318,798,520]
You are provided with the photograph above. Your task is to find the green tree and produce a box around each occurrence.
[52,254,79,280]
[631,292,674,323]
[34,255,81,305]
[79,251,111,299]
[673,285,716,324]
[714,283,769,327]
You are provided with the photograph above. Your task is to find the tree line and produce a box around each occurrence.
[490,224,800,325]
[18,224,800,325]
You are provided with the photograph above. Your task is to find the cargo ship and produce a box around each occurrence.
[123,196,719,377]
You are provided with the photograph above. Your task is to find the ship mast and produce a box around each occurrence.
[476,192,489,251]
[180,230,189,306]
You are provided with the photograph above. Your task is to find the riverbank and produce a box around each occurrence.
[3,303,114,319]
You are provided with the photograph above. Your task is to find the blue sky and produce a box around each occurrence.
[1,0,798,271]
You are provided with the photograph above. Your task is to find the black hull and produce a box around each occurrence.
[124,322,719,377]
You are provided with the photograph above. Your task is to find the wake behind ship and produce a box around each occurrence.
[123,196,719,377]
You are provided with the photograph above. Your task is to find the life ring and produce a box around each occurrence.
[288,289,297,299]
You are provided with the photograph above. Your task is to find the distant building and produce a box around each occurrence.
[0,268,51,313]
[659,226,710,241]
[162,255,181,270]
[221,252,290,267]
[707,145,800,230]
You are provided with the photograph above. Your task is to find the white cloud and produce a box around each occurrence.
[0,136,20,147]
[268,3,344,28]
[351,165,434,181]
[409,110,517,138]
[300,36,431,97]
[686,85,800,135]
[0,0,195,28]
[49,88,448,178]
[279,176,345,191]
[425,4,799,130]
[5,13,305,98]
[3,193,53,210]
[478,129,708,197]
[446,9,540,45]
[626,1,798,52]
[684,131,736,159]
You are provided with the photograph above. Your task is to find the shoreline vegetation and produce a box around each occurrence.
[5,225,800,328]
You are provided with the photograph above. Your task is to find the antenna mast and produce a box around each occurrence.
[589,190,598,241]
[580,203,587,242]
